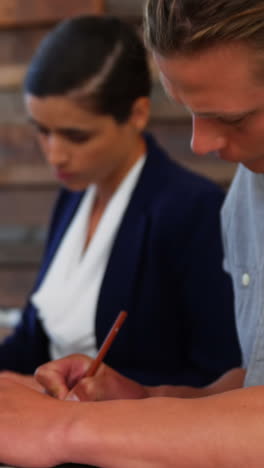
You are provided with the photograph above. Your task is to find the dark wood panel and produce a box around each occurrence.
[0,91,25,122]
[0,187,57,224]
[0,28,48,64]
[0,64,27,89]
[0,165,55,186]
[0,242,44,266]
[0,0,104,28]
[0,18,143,67]
[0,267,37,307]
[0,25,147,68]
[0,123,41,161]
[105,0,143,18]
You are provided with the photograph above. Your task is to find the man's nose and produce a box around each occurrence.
[45,133,69,166]
[191,115,226,156]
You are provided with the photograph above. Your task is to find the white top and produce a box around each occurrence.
[31,156,146,360]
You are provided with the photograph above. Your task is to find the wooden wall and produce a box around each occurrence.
[0,0,237,308]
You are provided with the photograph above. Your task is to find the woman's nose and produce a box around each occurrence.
[44,133,69,166]
[191,115,226,156]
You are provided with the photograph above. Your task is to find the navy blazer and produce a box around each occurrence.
[0,134,241,385]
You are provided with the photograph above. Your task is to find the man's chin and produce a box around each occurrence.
[215,151,235,162]
[242,159,264,174]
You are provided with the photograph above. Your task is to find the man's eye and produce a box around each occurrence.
[218,116,245,125]
[61,131,92,144]
[69,133,90,143]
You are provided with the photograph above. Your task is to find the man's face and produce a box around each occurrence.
[154,42,264,173]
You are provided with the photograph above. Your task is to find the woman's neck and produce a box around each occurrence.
[96,135,146,204]
[83,134,146,251]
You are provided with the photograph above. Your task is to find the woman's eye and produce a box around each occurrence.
[35,125,50,136]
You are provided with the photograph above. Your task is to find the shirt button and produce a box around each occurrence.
[242,273,250,286]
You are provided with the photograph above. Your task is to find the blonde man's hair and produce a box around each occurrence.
[144,0,264,56]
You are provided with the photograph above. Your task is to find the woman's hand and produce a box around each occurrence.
[35,353,149,401]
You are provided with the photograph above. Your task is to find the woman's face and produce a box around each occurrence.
[25,94,148,192]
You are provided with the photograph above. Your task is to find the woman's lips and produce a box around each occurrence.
[55,169,75,181]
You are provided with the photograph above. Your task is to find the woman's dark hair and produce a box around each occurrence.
[24,15,152,123]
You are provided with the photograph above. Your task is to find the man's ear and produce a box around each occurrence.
[129,97,150,131]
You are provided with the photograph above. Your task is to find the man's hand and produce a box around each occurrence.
[35,353,149,401]
[0,378,73,467]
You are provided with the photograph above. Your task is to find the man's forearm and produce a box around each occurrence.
[65,385,263,468]
[0,379,262,468]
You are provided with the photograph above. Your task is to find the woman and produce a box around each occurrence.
[0,15,240,386]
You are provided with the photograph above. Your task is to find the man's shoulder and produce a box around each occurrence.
[222,164,264,265]
[222,164,264,220]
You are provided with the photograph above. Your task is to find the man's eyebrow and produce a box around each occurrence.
[193,109,256,119]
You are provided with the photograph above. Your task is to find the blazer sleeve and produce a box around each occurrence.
[175,185,241,384]
[0,188,78,374]
[0,302,50,373]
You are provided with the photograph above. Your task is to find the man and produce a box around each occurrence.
[0,1,264,466]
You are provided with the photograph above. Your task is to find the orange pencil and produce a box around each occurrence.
[86,310,128,377]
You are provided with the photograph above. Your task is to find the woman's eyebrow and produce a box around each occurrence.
[28,117,50,130]
[28,118,92,135]
[28,116,43,126]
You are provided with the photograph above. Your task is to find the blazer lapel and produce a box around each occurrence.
[95,133,170,347]
[33,190,84,291]
[95,202,149,347]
